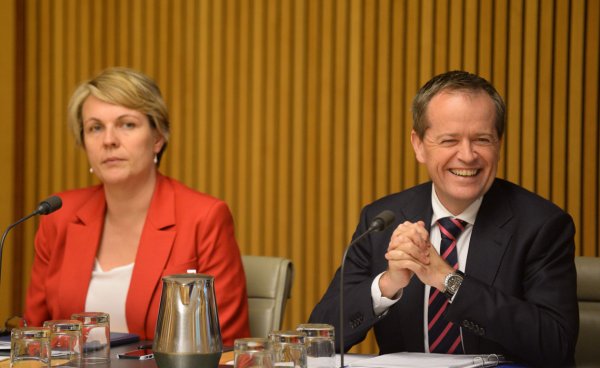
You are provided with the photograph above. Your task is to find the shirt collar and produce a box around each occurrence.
[430,184,482,226]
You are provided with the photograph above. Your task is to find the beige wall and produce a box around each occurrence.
[1,0,599,353]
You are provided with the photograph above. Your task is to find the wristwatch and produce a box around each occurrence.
[443,270,465,300]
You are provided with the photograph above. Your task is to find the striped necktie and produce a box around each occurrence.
[428,217,467,354]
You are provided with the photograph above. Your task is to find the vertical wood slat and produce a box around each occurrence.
[521,0,538,191]
[506,0,523,185]
[552,0,570,209]
[0,0,16,320]
[536,0,554,199]
[567,0,585,250]
[2,0,599,354]
[583,0,600,257]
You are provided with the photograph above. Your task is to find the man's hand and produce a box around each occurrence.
[383,221,454,294]
[379,221,430,298]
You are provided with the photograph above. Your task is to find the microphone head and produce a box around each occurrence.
[36,196,63,215]
[369,210,396,232]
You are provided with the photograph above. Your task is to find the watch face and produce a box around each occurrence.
[447,274,463,293]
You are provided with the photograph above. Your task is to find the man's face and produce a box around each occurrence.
[411,90,501,215]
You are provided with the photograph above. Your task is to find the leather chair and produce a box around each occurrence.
[242,255,294,338]
[575,256,600,367]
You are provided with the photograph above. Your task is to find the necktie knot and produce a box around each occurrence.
[437,217,467,241]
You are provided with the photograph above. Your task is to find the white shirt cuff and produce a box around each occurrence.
[371,272,402,316]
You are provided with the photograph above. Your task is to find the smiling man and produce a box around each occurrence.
[309,71,578,367]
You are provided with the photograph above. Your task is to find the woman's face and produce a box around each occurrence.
[81,95,164,186]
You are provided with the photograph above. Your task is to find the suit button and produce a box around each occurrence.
[461,320,472,329]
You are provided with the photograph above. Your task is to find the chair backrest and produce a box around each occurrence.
[575,256,600,367]
[242,255,294,338]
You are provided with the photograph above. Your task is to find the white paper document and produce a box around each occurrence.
[347,352,502,368]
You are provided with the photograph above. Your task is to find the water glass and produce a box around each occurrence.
[268,330,307,368]
[10,326,51,368]
[43,320,83,367]
[71,312,110,365]
[234,337,273,368]
[296,324,335,368]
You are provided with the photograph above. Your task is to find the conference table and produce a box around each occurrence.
[1,339,523,367]
[0,340,233,367]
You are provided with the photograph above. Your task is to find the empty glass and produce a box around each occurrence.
[268,330,307,368]
[10,326,51,367]
[296,324,335,368]
[43,320,83,367]
[71,312,110,365]
[234,337,273,368]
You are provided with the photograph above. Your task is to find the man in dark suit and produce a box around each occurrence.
[309,71,578,367]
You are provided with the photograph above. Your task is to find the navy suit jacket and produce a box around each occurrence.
[309,179,578,367]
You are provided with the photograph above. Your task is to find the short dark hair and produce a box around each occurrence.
[411,70,506,139]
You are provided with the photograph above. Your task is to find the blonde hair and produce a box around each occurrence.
[67,67,170,163]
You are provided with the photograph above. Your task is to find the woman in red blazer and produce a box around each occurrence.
[24,67,250,345]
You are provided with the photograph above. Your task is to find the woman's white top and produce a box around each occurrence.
[85,259,134,333]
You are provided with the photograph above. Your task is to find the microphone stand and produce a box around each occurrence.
[339,229,375,368]
[339,210,395,368]
[0,213,38,285]
[0,196,62,286]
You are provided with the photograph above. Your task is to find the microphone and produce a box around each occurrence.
[0,196,62,284]
[339,210,395,368]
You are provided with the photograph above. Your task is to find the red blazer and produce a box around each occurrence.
[24,173,250,345]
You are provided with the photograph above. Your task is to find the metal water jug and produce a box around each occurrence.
[153,274,223,368]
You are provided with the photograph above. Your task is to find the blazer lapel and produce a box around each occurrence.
[462,180,513,352]
[60,187,106,318]
[397,183,434,351]
[465,181,513,287]
[126,174,176,335]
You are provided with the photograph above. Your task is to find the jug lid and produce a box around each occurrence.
[162,273,214,285]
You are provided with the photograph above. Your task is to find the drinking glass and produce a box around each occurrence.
[10,326,51,368]
[43,320,83,367]
[268,330,307,368]
[70,312,110,365]
[234,337,273,368]
[296,324,335,368]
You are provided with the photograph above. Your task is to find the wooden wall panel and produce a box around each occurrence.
[0,0,16,322]
[1,0,599,355]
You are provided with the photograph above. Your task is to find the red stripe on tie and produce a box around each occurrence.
[448,335,462,354]
[429,322,453,351]
[439,225,456,241]
[429,288,441,304]
[450,218,466,231]
[427,299,448,330]
[441,241,457,259]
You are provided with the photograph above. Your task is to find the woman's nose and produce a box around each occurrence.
[102,126,119,146]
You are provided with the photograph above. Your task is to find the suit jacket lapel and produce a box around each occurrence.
[60,186,106,318]
[462,180,513,352]
[126,174,176,335]
[397,183,434,351]
[465,181,513,288]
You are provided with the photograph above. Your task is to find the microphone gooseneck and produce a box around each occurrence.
[0,196,63,285]
[339,210,395,368]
